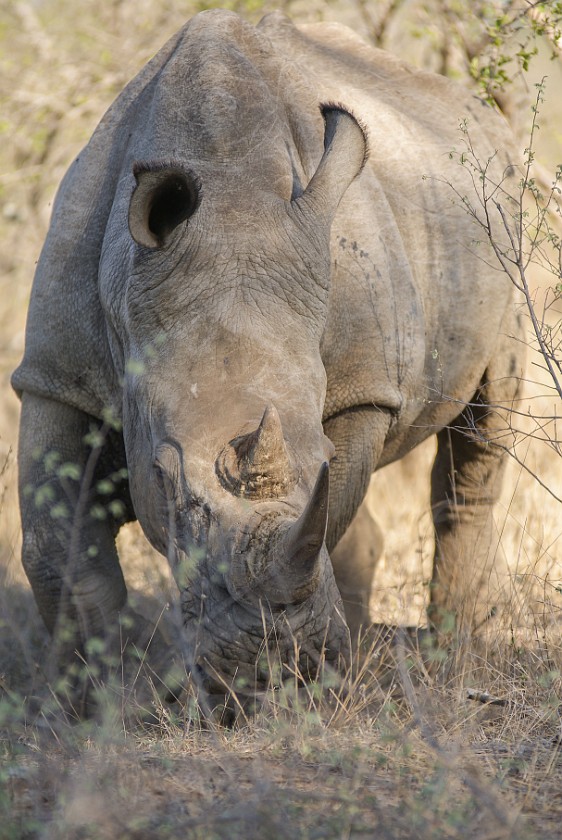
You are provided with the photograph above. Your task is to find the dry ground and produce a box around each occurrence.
[1,2,562,838]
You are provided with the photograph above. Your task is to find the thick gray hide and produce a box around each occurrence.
[13,11,523,698]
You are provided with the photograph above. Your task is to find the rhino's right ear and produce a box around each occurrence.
[296,105,368,222]
[128,163,201,249]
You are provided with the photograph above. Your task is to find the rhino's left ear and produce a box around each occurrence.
[296,105,369,220]
[129,163,201,249]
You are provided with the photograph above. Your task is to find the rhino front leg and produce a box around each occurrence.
[429,323,522,632]
[18,393,130,666]
[429,420,509,633]
[323,407,391,550]
[323,407,391,641]
[330,501,383,644]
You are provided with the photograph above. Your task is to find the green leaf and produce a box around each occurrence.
[57,462,82,480]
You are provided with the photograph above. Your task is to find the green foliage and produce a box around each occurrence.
[33,483,54,509]
[57,462,82,481]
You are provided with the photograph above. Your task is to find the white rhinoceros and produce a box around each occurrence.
[13,10,523,701]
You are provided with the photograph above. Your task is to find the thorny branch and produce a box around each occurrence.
[429,80,562,500]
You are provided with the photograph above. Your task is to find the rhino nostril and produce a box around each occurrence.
[192,662,206,681]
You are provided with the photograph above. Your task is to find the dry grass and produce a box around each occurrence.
[1,2,562,838]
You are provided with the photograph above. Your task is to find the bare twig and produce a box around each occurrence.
[466,688,508,706]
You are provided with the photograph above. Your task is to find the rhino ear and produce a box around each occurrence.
[296,105,368,220]
[128,163,201,249]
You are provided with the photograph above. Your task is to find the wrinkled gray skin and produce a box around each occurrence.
[13,11,523,702]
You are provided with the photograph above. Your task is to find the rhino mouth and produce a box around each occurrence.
[179,569,351,703]
[191,643,336,698]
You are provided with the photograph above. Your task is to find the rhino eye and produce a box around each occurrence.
[153,440,183,502]
[129,162,200,249]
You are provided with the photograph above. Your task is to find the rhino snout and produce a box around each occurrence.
[182,579,351,700]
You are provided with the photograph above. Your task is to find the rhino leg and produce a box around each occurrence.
[429,322,522,632]
[18,394,132,668]
[330,501,383,645]
[323,407,391,549]
[323,407,390,642]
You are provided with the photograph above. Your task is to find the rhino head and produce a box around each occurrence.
[95,33,368,698]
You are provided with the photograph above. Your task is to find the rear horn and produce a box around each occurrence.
[216,404,296,499]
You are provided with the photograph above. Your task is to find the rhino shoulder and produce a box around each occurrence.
[11,22,191,415]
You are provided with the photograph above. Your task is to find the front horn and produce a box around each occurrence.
[227,462,330,606]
